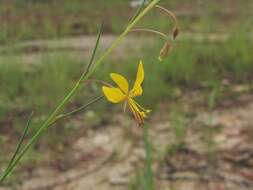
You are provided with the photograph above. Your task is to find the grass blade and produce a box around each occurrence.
[0,112,33,182]
[84,22,104,75]
[144,124,154,190]
[130,0,147,23]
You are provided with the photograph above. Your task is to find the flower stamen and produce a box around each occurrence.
[128,99,144,126]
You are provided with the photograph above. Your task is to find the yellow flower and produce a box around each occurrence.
[102,61,151,126]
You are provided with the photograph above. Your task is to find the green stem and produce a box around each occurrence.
[131,28,168,40]
[86,0,161,78]
[144,124,154,190]
[0,78,83,182]
[52,95,104,125]
[130,0,147,22]
[3,112,33,174]
[0,0,161,183]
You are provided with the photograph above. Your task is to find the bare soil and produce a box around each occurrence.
[0,92,252,190]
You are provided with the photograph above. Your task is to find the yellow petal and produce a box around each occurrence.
[130,61,144,97]
[102,86,126,103]
[110,73,129,94]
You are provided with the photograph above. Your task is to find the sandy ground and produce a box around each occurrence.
[0,92,252,190]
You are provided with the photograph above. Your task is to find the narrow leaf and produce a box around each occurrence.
[0,112,33,183]
[130,0,147,23]
[84,21,104,75]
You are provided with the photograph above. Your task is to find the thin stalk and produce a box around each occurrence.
[52,95,104,125]
[155,5,178,26]
[2,112,33,175]
[84,22,104,75]
[144,124,154,190]
[85,79,113,87]
[130,0,147,22]
[0,0,161,182]
[86,0,161,78]
[131,28,168,40]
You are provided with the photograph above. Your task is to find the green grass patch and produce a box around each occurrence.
[0,0,251,43]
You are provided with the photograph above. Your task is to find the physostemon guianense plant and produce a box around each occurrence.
[0,0,179,183]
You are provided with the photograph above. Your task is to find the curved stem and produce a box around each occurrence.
[52,95,104,125]
[131,28,168,40]
[155,5,178,26]
[3,112,33,174]
[85,79,113,88]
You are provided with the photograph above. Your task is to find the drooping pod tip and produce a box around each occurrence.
[158,41,172,61]
[172,26,179,40]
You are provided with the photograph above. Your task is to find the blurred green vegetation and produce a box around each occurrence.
[129,125,154,190]
[0,0,252,43]
[0,0,253,187]
[0,29,252,146]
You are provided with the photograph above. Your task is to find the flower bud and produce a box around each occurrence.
[159,41,172,61]
[172,26,179,39]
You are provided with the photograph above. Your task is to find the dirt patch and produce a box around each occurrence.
[1,93,253,190]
